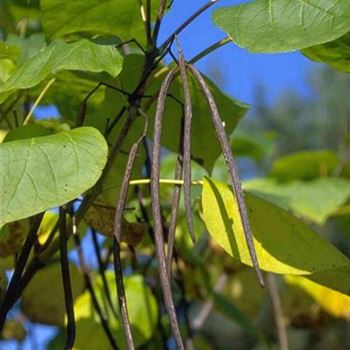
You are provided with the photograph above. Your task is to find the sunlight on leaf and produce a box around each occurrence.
[201,177,350,275]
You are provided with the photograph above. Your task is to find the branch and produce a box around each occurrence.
[0,214,43,331]
[59,207,76,350]
[153,0,168,45]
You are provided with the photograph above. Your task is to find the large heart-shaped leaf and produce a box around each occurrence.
[0,127,108,225]
[1,39,123,98]
[213,0,350,53]
[303,31,350,72]
[201,177,350,275]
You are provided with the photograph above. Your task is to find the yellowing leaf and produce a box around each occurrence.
[201,177,350,275]
[285,275,350,319]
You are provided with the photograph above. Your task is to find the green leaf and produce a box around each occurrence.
[0,58,16,83]
[244,178,350,225]
[201,177,350,275]
[21,263,84,326]
[6,33,46,64]
[3,123,57,142]
[73,273,158,349]
[213,0,350,53]
[269,150,339,181]
[41,0,161,45]
[1,39,123,98]
[303,31,350,72]
[0,219,29,256]
[0,40,21,60]
[0,127,108,225]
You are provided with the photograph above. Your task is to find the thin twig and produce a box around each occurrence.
[189,36,230,64]
[106,106,127,136]
[0,214,43,331]
[59,207,76,350]
[177,39,195,244]
[77,83,129,127]
[153,0,168,45]
[175,267,195,350]
[192,273,228,331]
[151,67,184,349]
[159,0,219,53]
[112,111,149,350]
[187,64,265,288]
[115,39,146,55]
[146,0,152,46]
[266,273,289,350]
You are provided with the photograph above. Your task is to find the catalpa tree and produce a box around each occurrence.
[1,0,350,349]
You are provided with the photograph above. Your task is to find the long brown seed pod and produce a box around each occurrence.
[177,41,195,244]
[166,155,183,279]
[112,112,149,350]
[151,68,185,350]
[187,64,264,288]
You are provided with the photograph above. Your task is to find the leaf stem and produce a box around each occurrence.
[23,78,55,125]
[189,36,230,64]
[159,0,219,53]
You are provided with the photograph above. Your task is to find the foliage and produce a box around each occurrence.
[0,0,350,349]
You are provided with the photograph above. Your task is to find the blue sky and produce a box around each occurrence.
[159,0,316,104]
[1,1,321,349]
